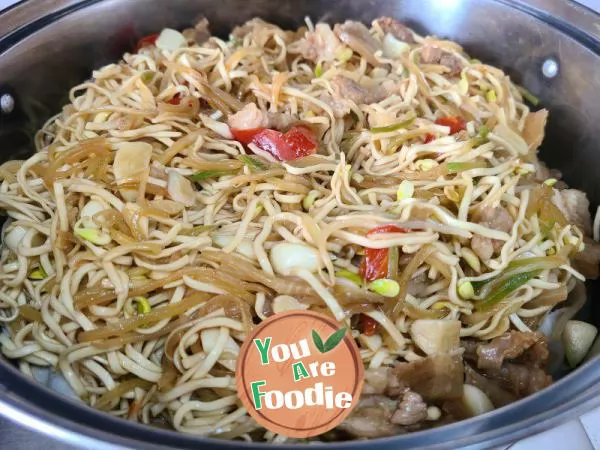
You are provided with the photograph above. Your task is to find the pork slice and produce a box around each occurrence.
[324,75,389,118]
[475,331,548,370]
[389,353,463,401]
[573,236,600,280]
[332,75,388,105]
[391,389,428,425]
[407,271,428,297]
[421,45,463,76]
[464,364,518,407]
[298,23,341,62]
[470,206,514,260]
[231,18,269,39]
[334,21,381,66]
[474,206,514,233]
[194,18,211,44]
[376,16,415,43]
[552,189,592,236]
[227,103,268,130]
[339,395,401,438]
[463,331,552,407]
[495,362,552,397]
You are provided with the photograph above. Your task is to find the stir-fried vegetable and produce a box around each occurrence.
[335,269,363,286]
[435,116,467,135]
[368,278,400,297]
[526,185,567,235]
[95,378,153,410]
[518,86,540,106]
[563,320,598,367]
[486,90,497,103]
[231,127,264,145]
[135,33,159,52]
[476,270,541,311]
[458,281,475,299]
[155,28,187,51]
[410,319,460,355]
[74,226,111,245]
[232,125,318,161]
[370,115,415,133]
[424,116,466,143]
[359,314,378,336]
[396,180,414,201]
[189,170,234,181]
[359,224,407,281]
[237,155,269,171]
[314,62,324,78]
[28,267,47,280]
[447,161,487,173]
[135,296,151,314]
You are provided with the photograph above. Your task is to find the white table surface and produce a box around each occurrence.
[0,0,600,448]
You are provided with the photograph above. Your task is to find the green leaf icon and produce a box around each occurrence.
[312,329,325,352]
[312,327,347,353]
[323,327,347,353]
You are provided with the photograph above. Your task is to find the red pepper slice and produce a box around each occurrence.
[359,224,408,282]
[249,125,317,161]
[424,133,435,144]
[435,116,466,135]
[135,33,159,52]
[360,314,378,336]
[280,126,317,159]
[167,93,182,105]
[231,127,266,145]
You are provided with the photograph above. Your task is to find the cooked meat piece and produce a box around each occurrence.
[421,45,443,64]
[464,364,517,407]
[391,390,428,425]
[407,271,428,297]
[363,366,391,394]
[194,18,211,44]
[266,112,297,130]
[470,235,494,261]
[495,362,552,397]
[334,21,381,66]
[475,331,547,370]
[474,206,514,233]
[231,18,269,39]
[339,395,401,438]
[227,103,268,130]
[573,237,600,280]
[298,23,341,62]
[439,53,463,76]
[182,18,211,44]
[376,16,415,43]
[325,75,390,117]
[463,331,552,407]
[552,189,592,236]
[470,206,514,260]
[420,45,463,76]
[531,157,562,183]
[332,75,388,105]
[389,353,463,401]
[522,109,548,153]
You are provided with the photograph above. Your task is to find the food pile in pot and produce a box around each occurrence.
[0,16,599,442]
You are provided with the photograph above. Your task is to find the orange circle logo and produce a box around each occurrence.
[236,310,363,438]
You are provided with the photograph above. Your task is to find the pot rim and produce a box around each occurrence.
[1,0,600,449]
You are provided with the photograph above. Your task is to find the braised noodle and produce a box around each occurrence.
[0,16,598,442]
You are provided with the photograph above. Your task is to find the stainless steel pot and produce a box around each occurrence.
[1,1,600,449]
